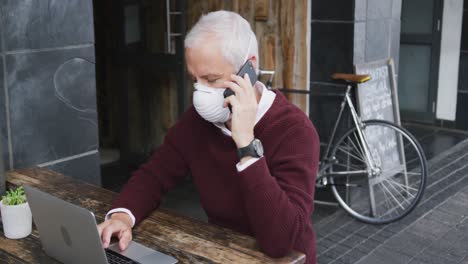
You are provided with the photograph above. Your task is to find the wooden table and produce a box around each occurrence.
[0,168,305,263]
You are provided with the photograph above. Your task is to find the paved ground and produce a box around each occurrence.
[357,186,468,264]
[314,138,468,263]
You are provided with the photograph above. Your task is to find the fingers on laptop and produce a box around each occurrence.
[97,221,108,236]
[97,221,111,243]
[118,229,132,251]
[100,222,120,248]
[97,220,132,250]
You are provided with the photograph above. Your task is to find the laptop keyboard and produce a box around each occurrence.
[105,248,142,264]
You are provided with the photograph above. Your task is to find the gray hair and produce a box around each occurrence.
[185,10,259,72]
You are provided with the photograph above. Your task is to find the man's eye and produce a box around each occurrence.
[207,79,219,83]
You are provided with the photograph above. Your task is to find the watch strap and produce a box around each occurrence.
[237,139,260,159]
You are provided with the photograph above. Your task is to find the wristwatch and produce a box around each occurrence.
[237,138,264,159]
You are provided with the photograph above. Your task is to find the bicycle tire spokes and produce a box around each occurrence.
[329,120,426,224]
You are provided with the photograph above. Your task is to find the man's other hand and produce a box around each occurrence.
[97,212,133,251]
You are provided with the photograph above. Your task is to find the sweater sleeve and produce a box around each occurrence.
[108,133,189,226]
[237,123,319,258]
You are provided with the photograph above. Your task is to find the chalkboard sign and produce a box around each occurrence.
[354,59,405,183]
[354,59,401,124]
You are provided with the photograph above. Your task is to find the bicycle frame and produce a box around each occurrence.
[318,84,378,180]
[314,81,427,223]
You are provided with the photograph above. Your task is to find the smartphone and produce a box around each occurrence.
[223,60,258,111]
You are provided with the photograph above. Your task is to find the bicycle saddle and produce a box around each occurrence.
[331,73,371,84]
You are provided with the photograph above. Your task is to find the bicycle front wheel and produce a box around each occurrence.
[329,120,427,224]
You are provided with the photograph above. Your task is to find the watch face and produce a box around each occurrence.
[253,139,264,156]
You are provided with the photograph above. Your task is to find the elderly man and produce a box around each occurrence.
[98,10,319,264]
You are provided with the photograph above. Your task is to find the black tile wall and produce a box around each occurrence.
[456,93,468,130]
[309,84,352,146]
[459,53,468,91]
[310,22,354,82]
[45,152,100,185]
[0,19,2,53]
[461,10,468,51]
[365,19,390,62]
[6,47,98,168]
[312,0,354,21]
[0,0,100,185]
[0,0,94,51]
[0,55,8,170]
[310,95,341,147]
[310,0,356,145]
[456,7,468,131]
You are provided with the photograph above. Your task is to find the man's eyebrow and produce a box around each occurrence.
[200,73,223,79]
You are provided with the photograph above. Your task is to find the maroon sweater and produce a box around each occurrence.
[110,91,320,263]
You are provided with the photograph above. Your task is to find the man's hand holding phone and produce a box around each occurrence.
[223,60,258,100]
[223,69,258,150]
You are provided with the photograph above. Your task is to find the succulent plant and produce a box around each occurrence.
[1,186,27,206]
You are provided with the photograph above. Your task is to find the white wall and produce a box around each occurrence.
[436,0,463,120]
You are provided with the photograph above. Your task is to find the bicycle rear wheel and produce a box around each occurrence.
[329,120,427,224]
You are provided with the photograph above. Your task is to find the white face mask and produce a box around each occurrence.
[192,35,253,123]
[193,83,231,123]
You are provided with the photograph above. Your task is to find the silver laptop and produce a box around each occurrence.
[24,185,177,264]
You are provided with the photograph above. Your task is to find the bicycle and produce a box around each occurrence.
[315,73,427,224]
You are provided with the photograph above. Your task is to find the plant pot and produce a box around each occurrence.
[0,201,32,239]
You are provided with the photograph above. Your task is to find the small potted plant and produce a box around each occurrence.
[0,186,32,239]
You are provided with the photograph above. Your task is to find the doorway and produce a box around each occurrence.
[398,0,443,123]
[93,0,187,190]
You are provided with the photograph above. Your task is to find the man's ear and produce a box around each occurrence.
[249,56,258,72]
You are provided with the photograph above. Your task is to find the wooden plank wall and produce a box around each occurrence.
[186,0,310,112]
[95,0,310,161]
